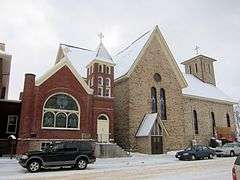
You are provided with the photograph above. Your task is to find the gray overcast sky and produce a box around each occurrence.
[1,0,240,100]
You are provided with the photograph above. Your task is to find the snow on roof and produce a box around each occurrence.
[0,49,11,57]
[60,42,113,77]
[182,73,237,104]
[96,42,113,62]
[136,113,158,137]
[114,29,153,79]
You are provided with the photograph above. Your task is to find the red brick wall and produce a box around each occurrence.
[17,65,114,154]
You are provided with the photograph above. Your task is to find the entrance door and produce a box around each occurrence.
[151,136,163,154]
[97,114,109,143]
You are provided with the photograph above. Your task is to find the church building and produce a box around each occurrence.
[16,25,237,154]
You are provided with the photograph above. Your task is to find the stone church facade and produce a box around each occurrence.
[14,25,237,154]
[114,26,236,154]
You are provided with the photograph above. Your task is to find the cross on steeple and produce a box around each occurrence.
[194,45,200,55]
[98,32,104,43]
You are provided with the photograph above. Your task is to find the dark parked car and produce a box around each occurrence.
[18,141,96,173]
[175,145,216,160]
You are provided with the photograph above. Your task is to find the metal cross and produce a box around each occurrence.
[98,32,104,42]
[194,45,200,55]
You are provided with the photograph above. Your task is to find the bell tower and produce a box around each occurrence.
[86,34,115,98]
[181,54,217,86]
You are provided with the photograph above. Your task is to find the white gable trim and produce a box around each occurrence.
[35,57,93,94]
[117,26,187,88]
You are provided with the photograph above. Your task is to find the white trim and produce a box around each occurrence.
[105,88,111,97]
[6,115,18,134]
[115,26,188,88]
[41,92,80,130]
[98,87,104,97]
[86,59,115,68]
[36,57,93,94]
[98,76,103,86]
[105,78,111,87]
[183,93,237,105]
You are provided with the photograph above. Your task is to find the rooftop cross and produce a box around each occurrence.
[98,32,104,43]
[194,45,200,55]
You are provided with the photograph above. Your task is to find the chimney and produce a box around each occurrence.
[0,43,5,51]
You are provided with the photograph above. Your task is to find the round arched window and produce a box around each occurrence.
[42,93,80,129]
[153,73,161,82]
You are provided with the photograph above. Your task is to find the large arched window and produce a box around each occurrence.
[42,93,80,129]
[211,112,216,136]
[151,87,157,113]
[160,88,167,120]
[193,110,199,134]
[226,113,231,127]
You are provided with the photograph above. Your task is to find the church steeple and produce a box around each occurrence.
[95,41,113,62]
[181,54,217,86]
[86,34,115,97]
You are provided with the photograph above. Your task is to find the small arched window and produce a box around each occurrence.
[98,76,103,86]
[189,65,192,74]
[106,78,111,87]
[195,63,198,73]
[226,113,231,127]
[151,87,157,113]
[160,88,167,120]
[42,93,80,129]
[193,110,199,134]
[211,112,216,136]
[98,114,108,121]
[106,66,110,74]
[98,64,103,73]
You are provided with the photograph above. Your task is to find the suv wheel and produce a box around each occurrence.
[76,159,87,170]
[191,155,196,161]
[230,151,235,157]
[27,160,41,173]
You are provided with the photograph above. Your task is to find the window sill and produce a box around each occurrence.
[41,127,80,131]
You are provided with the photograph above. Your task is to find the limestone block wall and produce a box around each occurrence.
[128,36,186,152]
[183,97,235,146]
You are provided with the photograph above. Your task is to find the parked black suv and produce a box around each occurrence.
[18,141,96,172]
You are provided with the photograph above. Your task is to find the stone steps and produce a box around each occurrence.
[95,143,129,158]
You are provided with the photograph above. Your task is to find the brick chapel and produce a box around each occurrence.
[14,25,237,154]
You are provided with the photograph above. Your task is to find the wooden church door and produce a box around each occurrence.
[151,122,163,154]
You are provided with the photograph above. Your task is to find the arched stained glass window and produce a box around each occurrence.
[160,88,167,120]
[42,93,80,129]
[193,110,199,134]
[151,87,157,113]
[226,113,231,127]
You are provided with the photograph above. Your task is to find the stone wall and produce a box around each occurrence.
[183,97,235,146]
[114,78,130,149]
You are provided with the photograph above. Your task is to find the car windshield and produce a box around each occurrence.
[223,143,234,148]
[184,147,192,151]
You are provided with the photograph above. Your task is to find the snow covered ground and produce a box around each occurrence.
[0,153,235,180]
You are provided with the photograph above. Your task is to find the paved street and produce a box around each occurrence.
[0,153,235,180]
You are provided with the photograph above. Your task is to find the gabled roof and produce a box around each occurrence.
[136,113,158,137]
[114,26,188,88]
[182,73,237,104]
[55,42,114,78]
[36,58,93,94]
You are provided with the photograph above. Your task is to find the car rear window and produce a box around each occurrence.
[235,156,240,165]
